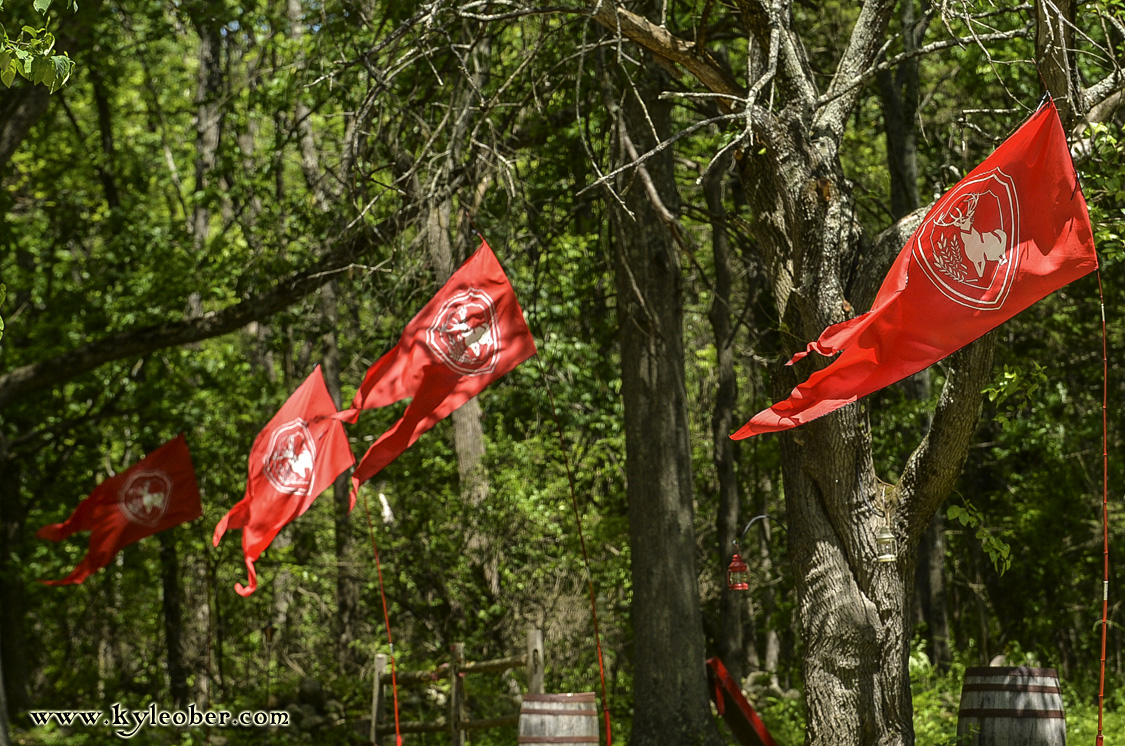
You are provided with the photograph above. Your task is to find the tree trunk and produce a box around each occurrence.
[0,623,9,746]
[874,5,953,673]
[875,0,925,222]
[320,281,362,675]
[703,161,750,683]
[425,201,499,597]
[190,20,223,251]
[611,30,723,746]
[0,457,27,724]
[1035,0,1082,128]
[914,513,951,671]
[158,530,190,707]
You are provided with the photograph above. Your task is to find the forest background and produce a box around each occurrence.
[0,0,1123,744]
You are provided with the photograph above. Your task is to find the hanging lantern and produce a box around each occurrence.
[875,524,897,563]
[727,551,750,591]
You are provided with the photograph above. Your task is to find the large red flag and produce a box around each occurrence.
[734,101,1097,438]
[213,365,354,596]
[346,240,536,495]
[37,434,201,585]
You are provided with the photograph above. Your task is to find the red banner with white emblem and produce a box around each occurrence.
[37,434,201,585]
[345,241,537,496]
[733,101,1098,438]
[213,365,354,596]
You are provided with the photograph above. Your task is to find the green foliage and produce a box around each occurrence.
[982,362,1048,427]
[1,2,1124,745]
[754,695,806,746]
[947,500,1013,574]
[0,0,76,91]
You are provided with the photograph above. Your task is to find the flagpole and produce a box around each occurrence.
[360,489,403,746]
[1095,270,1109,746]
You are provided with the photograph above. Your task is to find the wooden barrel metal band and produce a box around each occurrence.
[958,708,1066,719]
[960,683,1061,694]
[519,709,597,716]
[522,693,596,702]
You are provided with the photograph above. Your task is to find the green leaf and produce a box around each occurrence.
[1,63,14,88]
[33,0,51,13]
[48,54,71,90]
[30,57,52,87]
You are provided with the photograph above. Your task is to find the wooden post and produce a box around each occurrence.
[526,628,544,695]
[371,653,386,744]
[449,643,465,746]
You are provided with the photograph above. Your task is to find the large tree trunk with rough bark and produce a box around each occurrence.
[609,20,724,746]
[592,2,1006,742]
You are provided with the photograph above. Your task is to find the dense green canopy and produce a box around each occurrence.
[0,1,1122,744]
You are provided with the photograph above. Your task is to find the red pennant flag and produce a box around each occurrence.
[213,365,354,596]
[734,101,1097,438]
[346,240,536,495]
[37,434,201,585]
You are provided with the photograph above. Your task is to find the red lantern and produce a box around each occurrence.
[726,551,750,591]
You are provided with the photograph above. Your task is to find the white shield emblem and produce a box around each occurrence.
[263,419,317,495]
[913,168,1020,310]
[425,288,501,376]
[118,470,173,526]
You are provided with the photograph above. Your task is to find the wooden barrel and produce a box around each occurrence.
[957,667,1066,745]
[518,692,599,745]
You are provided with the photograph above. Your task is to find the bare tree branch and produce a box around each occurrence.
[898,334,996,544]
[815,0,897,138]
[0,217,403,410]
[589,2,745,108]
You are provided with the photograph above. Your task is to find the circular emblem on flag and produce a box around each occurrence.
[118,470,173,526]
[263,418,317,495]
[912,168,1020,310]
[425,288,501,376]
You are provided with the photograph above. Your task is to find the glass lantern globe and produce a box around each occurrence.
[875,524,897,563]
[727,552,750,590]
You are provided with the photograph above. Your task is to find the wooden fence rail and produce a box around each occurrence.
[371,628,544,745]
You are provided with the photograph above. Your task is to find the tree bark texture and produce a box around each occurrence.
[594,3,997,743]
[158,531,190,708]
[0,622,9,746]
[610,25,722,746]
[320,281,362,675]
[914,512,951,671]
[0,458,29,718]
[425,201,500,597]
[875,0,926,221]
[703,162,748,683]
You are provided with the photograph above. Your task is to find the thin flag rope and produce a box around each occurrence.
[360,490,403,746]
[534,353,613,746]
[1096,269,1109,746]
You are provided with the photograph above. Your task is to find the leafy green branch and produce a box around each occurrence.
[947,500,1013,574]
[0,0,77,92]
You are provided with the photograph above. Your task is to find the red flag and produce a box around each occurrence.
[37,434,201,585]
[346,240,536,495]
[213,365,354,596]
[734,101,1097,438]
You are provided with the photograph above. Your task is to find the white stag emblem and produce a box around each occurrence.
[426,288,501,376]
[912,169,1020,311]
[263,419,317,495]
[118,470,173,526]
[933,192,1009,278]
